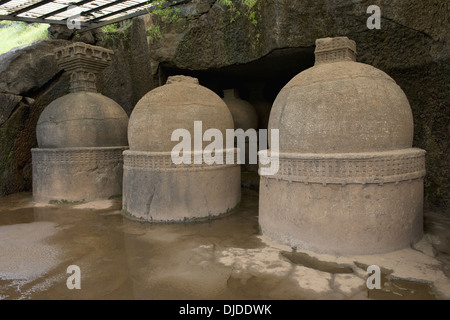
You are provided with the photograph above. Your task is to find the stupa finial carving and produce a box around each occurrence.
[314,36,357,65]
[54,42,114,93]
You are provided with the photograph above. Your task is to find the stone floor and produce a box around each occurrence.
[0,178,449,300]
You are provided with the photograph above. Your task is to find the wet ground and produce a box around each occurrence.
[0,180,449,300]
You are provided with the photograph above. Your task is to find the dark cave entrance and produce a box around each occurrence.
[158,46,315,130]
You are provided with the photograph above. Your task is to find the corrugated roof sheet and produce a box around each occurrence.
[0,0,191,31]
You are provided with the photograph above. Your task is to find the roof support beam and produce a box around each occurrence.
[91,1,156,22]
[79,0,131,18]
[11,0,54,16]
[0,14,89,27]
[39,0,95,19]
[0,0,192,31]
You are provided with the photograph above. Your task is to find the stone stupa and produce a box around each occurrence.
[259,37,426,255]
[123,75,241,223]
[222,88,259,172]
[32,43,129,203]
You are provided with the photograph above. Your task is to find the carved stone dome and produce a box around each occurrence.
[32,43,128,203]
[123,75,240,223]
[37,92,128,148]
[222,89,258,131]
[128,76,234,152]
[259,37,426,255]
[269,37,414,153]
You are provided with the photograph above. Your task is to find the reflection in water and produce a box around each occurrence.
[0,189,449,300]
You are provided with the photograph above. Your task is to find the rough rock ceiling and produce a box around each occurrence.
[0,0,191,32]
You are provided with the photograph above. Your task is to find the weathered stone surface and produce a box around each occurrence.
[0,85,66,197]
[128,75,233,152]
[145,0,448,71]
[260,177,425,255]
[138,0,448,211]
[123,152,241,222]
[0,39,71,197]
[124,75,241,222]
[0,40,70,95]
[48,25,96,44]
[0,0,448,212]
[77,31,96,45]
[32,147,127,203]
[97,17,153,115]
[223,88,259,172]
[269,50,414,153]
[392,62,449,209]
[259,37,426,255]
[36,92,129,148]
[35,44,128,150]
[0,93,21,126]
[33,42,129,203]
[223,89,258,132]
[47,25,74,40]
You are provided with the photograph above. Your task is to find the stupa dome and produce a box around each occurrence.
[123,75,240,223]
[37,92,128,148]
[128,75,234,152]
[222,89,258,131]
[269,37,414,154]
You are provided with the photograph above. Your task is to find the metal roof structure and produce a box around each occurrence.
[0,0,191,32]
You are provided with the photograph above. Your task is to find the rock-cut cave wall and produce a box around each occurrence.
[0,0,448,213]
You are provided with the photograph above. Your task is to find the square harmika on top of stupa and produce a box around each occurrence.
[314,36,357,65]
[54,42,115,93]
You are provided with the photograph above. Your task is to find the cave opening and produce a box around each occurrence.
[159,46,315,130]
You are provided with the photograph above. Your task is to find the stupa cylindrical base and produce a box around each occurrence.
[122,150,241,223]
[258,149,426,255]
[32,147,127,203]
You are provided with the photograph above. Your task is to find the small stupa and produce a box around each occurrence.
[32,43,129,203]
[222,89,259,172]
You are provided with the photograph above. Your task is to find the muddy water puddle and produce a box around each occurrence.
[0,190,267,300]
[0,191,449,300]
